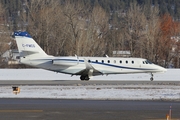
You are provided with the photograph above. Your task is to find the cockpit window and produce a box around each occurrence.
[143,60,153,64]
[146,60,153,64]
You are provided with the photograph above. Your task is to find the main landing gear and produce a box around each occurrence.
[150,73,154,81]
[80,75,90,81]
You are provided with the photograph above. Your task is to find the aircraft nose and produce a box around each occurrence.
[160,66,167,72]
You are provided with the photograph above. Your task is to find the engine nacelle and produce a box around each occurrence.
[52,58,78,66]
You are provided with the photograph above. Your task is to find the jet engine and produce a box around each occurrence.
[52,57,79,66]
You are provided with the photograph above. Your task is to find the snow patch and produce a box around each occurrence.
[0,68,179,81]
[1,85,180,100]
[0,69,180,100]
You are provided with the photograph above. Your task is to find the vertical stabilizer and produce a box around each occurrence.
[14,31,47,58]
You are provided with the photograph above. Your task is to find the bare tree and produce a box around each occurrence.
[25,0,66,55]
[124,2,147,57]
[20,0,179,69]
[56,2,110,57]
[61,1,86,55]
[82,5,109,56]
[143,6,161,63]
[0,3,10,57]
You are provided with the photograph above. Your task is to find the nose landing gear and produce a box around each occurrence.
[150,73,154,81]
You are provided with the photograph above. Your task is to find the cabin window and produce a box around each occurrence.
[126,60,128,64]
[102,60,104,63]
[114,60,116,63]
[88,60,91,63]
[108,60,110,63]
[132,61,134,64]
[96,60,98,63]
[120,60,122,64]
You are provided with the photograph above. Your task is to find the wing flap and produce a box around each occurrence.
[74,58,103,76]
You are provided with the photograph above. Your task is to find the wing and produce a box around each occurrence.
[73,58,103,77]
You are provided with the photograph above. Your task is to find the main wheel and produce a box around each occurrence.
[80,75,90,81]
[80,76,85,80]
[85,76,90,81]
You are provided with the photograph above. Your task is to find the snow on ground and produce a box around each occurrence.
[0,85,180,100]
[0,68,180,81]
[0,69,180,100]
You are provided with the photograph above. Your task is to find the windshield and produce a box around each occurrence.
[143,60,153,64]
[146,60,153,64]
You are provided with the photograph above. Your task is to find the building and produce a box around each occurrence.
[113,50,131,57]
[1,49,20,64]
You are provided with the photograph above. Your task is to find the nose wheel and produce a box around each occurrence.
[150,73,153,81]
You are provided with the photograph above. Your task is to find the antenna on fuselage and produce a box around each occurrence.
[75,54,79,64]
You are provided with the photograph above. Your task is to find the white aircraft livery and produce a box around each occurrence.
[14,31,167,81]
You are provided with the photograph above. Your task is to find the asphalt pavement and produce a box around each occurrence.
[0,80,179,120]
[0,99,179,120]
[0,80,180,86]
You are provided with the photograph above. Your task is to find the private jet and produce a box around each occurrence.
[14,31,167,81]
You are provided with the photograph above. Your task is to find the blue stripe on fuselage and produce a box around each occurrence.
[36,58,156,71]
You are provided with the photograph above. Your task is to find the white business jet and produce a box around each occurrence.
[14,31,167,81]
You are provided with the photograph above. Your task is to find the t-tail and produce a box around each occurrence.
[13,31,167,81]
[14,31,48,58]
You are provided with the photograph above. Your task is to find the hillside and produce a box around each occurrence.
[0,0,180,68]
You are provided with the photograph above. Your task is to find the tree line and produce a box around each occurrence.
[2,0,180,22]
[0,0,180,68]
